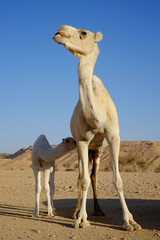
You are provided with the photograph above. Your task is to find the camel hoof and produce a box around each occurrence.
[123,224,134,231]
[80,220,90,228]
[32,214,39,218]
[73,219,90,228]
[73,221,80,228]
[122,222,142,231]
[133,223,142,230]
[48,213,55,217]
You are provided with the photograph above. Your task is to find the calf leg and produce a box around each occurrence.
[44,169,54,216]
[32,167,41,217]
[49,161,55,216]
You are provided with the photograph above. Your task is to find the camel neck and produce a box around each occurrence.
[78,54,96,80]
[40,141,76,162]
[78,52,100,128]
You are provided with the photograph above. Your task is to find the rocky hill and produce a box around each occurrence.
[0,141,160,172]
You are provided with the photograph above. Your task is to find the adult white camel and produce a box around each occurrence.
[53,25,141,231]
[32,135,76,217]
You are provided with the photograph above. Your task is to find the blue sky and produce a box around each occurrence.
[0,0,160,153]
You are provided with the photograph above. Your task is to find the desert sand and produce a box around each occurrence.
[0,141,160,240]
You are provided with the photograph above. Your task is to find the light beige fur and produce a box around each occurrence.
[53,25,141,231]
[31,135,76,217]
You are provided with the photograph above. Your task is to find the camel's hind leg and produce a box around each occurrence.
[49,161,55,216]
[74,149,105,219]
[109,135,141,231]
[44,168,54,216]
[90,149,105,216]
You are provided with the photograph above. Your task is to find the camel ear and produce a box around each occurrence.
[95,32,103,42]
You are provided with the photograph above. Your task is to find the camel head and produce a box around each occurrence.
[62,137,76,144]
[62,137,76,150]
[53,25,103,58]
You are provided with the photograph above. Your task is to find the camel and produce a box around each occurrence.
[53,25,142,231]
[31,134,76,217]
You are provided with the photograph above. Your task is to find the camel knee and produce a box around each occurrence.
[44,183,50,194]
[113,176,123,193]
[35,184,41,194]
[82,177,90,191]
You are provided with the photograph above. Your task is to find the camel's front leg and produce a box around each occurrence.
[32,168,41,217]
[73,157,82,219]
[73,141,91,228]
[109,136,142,231]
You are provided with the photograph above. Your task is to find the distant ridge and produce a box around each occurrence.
[0,141,160,172]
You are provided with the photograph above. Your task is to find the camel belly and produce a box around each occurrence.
[89,133,108,150]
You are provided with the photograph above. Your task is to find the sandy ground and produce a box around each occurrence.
[0,169,160,240]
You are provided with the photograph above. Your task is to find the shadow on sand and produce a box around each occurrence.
[0,198,159,230]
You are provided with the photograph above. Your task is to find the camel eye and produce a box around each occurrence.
[80,31,87,39]
[81,31,87,36]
